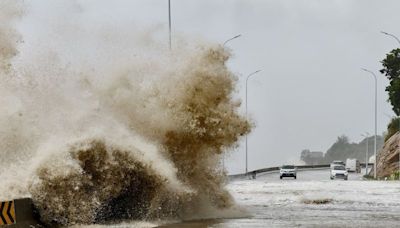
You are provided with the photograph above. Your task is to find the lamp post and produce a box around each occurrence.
[221,34,241,172]
[381,31,400,179]
[223,34,242,46]
[168,0,172,50]
[361,68,378,179]
[361,133,370,176]
[245,70,262,175]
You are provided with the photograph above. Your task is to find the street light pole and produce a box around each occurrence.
[361,68,378,179]
[362,133,370,176]
[168,0,172,50]
[245,70,262,175]
[223,34,242,46]
[221,34,241,173]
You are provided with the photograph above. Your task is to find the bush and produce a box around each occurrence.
[385,117,400,142]
[363,174,375,180]
[389,171,400,180]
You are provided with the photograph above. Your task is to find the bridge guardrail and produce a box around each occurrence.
[228,163,373,180]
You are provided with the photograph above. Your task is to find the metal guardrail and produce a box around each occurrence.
[228,163,374,180]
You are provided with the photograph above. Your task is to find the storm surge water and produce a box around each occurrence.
[0,1,250,226]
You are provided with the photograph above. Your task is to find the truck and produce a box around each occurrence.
[330,160,345,169]
[345,158,360,173]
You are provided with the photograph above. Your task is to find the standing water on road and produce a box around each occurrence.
[159,169,400,227]
[0,1,250,226]
[224,169,400,228]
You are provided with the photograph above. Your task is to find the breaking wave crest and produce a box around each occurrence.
[31,139,185,225]
[0,1,251,226]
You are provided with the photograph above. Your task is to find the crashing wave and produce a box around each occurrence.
[0,1,251,226]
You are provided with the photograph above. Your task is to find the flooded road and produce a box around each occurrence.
[160,169,400,228]
[74,169,400,228]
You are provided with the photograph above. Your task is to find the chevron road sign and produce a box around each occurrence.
[0,200,16,225]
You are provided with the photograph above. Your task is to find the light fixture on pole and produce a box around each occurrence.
[381,31,400,45]
[223,34,242,46]
[245,70,262,176]
[361,68,378,179]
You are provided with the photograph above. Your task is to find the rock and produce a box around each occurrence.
[376,132,400,178]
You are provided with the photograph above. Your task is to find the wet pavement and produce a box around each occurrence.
[162,169,400,228]
[78,169,400,228]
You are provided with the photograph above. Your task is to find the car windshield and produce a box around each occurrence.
[282,165,295,169]
[333,161,343,164]
[333,166,345,170]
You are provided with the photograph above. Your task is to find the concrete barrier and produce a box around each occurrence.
[229,164,331,180]
[0,198,42,228]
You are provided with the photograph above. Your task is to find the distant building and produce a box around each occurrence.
[300,150,324,165]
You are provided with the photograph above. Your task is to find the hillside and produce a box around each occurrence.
[301,135,384,165]
[376,132,400,178]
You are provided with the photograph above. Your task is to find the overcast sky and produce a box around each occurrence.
[24,0,400,174]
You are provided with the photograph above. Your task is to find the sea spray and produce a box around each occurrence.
[0,0,22,71]
[0,1,251,226]
[30,138,189,225]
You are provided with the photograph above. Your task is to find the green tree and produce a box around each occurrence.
[380,48,400,115]
[385,117,400,141]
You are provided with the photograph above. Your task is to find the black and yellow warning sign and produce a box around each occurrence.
[0,201,15,225]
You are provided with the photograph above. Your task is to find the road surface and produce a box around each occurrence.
[161,168,400,228]
[77,169,400,227]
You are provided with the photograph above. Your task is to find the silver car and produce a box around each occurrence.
[280,165,297,179]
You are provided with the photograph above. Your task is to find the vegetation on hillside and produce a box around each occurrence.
[381,48,400,116]
[385,117,400,141]
[380,49,400,141]
[301,135,384,165]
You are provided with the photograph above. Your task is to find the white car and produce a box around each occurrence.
[280,165,297,179]
[330,160,345,169]
[330,165,348,180]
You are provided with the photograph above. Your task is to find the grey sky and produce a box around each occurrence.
[23,0,400,174]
